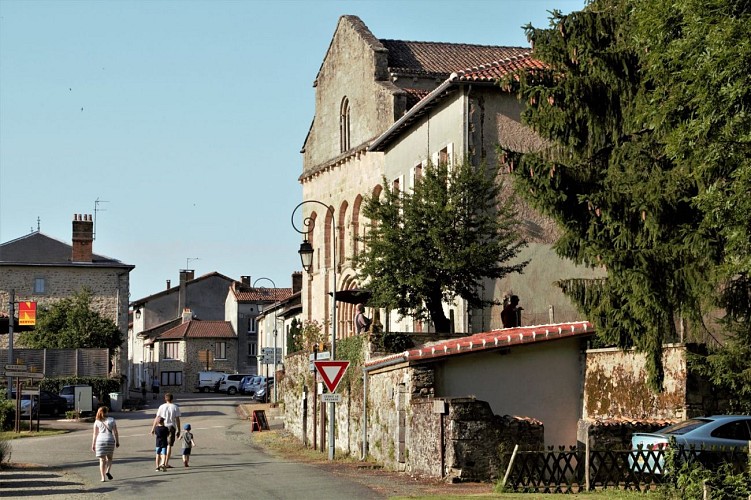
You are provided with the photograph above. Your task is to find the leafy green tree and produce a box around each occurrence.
[354,159,527,333]
[286,318,303,353]
[20,289,122,354]
[501,0,751,390]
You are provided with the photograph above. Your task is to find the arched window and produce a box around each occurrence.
[340,97,350,153]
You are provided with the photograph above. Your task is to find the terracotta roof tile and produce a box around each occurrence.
[455,53,545,82]
[365,321,595,368]
[157,320,235,340]
[381,40,529,77]
[231,284,294,303]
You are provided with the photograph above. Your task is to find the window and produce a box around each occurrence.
[34,278,46,294]
[340,97,351,152]
[248,342,257,357]
[215,342,227,360]
[160,371,182,386]
[164,342,179,359]
[248,317,257,333]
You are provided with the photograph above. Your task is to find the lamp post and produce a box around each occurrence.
[291,200,337,460]
[253,277,278,403]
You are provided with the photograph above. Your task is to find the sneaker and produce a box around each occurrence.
[106,472,113,480]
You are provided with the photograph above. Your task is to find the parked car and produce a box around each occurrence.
[195,371,226,393]
[238,375,258,395]
[253,377,275,402]
[10,392,37,417]
[37,390,69,417]
[630,415,751,473]
[217,374,252,395]
[59,385,99,411]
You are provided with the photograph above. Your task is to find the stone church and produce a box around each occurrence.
[299,15,599,340]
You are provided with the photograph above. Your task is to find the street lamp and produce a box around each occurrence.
[291,200,337,460]
[253,277,278,403]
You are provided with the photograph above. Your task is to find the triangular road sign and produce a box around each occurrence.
[314,360,350,393]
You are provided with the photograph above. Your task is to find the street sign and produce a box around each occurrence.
[21,388,40,396]
[4,364,27,371]
[313,360,350,393]
[321,393,342,403]
[309,351,331,371]
[3,371,44,379]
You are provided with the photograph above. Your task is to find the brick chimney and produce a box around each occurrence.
[178,269,194,314]
[241,276,251,286]
[71,214,94,262]
[292,272,302,294]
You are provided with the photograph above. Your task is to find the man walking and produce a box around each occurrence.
[150,393,181,469]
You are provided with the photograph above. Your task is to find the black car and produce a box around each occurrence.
[37,390,69,417]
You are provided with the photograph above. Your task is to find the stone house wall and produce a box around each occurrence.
[0,265,130,377]
[153,337,236,393]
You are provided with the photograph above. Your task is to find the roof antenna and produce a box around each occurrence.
[187,257,200,270]
[94,197,109,240]
[37,217,41,232]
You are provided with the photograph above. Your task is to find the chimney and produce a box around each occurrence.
[181,307,192,323]
[292,272,302,294]
[166,280,171,289]
[241,276,251,286]
[71,214,94,262]
[178,269,193,314]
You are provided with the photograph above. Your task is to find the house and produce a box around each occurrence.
[255,272,303,379]
[130,270,240,388]
[0,214,134,377]
[299,15,600,340]
[225,275,296,375]
[149,308,237,392]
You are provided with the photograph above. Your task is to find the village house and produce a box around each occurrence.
[0,214,133,377]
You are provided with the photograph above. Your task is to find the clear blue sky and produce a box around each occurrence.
[0,0,584,302]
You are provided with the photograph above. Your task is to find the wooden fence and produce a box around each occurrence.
[502,445,749,493]
[0,348,110,378]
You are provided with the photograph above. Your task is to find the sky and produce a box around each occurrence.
[0,0,585,302]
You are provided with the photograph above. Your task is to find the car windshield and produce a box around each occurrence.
[660,418,711,435]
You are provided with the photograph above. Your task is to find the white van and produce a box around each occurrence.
[195,371,225,392]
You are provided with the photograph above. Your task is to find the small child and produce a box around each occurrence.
[181,423,196,467]
[154,417,169,471]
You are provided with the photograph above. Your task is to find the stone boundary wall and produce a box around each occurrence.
[577,419,675,451]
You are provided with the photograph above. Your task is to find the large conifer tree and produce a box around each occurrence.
[502,0,750,391]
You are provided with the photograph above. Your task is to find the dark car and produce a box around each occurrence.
[37,390,69,417]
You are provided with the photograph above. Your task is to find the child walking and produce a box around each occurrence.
[154,417,169,471]
[181,423,196,467]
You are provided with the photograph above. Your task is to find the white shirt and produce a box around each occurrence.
[156,402,180,428]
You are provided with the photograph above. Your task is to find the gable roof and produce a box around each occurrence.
[369,53,542,152]
[229,281,294,303]
[130,271,236,306]
[381,40,530,79]
[156,320,235,341]
[0,231,133,269]
[365,321,595,370]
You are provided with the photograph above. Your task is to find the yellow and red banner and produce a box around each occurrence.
[18,301,37,326]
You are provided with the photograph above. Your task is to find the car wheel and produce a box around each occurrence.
[200,387,207,393]
[228,387,237,395]
[51,407,59,417]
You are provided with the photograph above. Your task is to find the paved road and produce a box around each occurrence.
[3,393,383,499]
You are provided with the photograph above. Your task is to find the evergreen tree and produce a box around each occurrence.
[354,159,527,333]
[501,0,751,390]
[20,289,122,354]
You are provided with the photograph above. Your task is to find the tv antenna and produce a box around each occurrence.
[94,198,109,240]
[186,257,200,270]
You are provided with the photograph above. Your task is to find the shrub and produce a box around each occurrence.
[0,437,11,467]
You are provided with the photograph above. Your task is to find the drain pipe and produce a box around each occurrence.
[360,353,409,461]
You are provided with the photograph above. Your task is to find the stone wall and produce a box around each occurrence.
[583,345,688,420]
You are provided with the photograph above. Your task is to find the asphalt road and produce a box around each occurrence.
[3,392,384,499]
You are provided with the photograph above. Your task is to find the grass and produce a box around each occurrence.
[0,424,69,440]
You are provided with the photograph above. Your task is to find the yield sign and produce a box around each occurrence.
[314,360,350,393]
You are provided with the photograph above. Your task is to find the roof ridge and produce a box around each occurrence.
[380,39,528,50]
[454,52,533,76]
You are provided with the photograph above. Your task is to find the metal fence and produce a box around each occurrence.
[502,445,749,493]
[1,348,110,378]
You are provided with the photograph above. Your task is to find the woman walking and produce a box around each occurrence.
[91,406,120,482]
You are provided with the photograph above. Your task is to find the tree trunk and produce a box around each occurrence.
[426,289,451,333]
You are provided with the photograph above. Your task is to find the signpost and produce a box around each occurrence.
[313,360,350,394]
